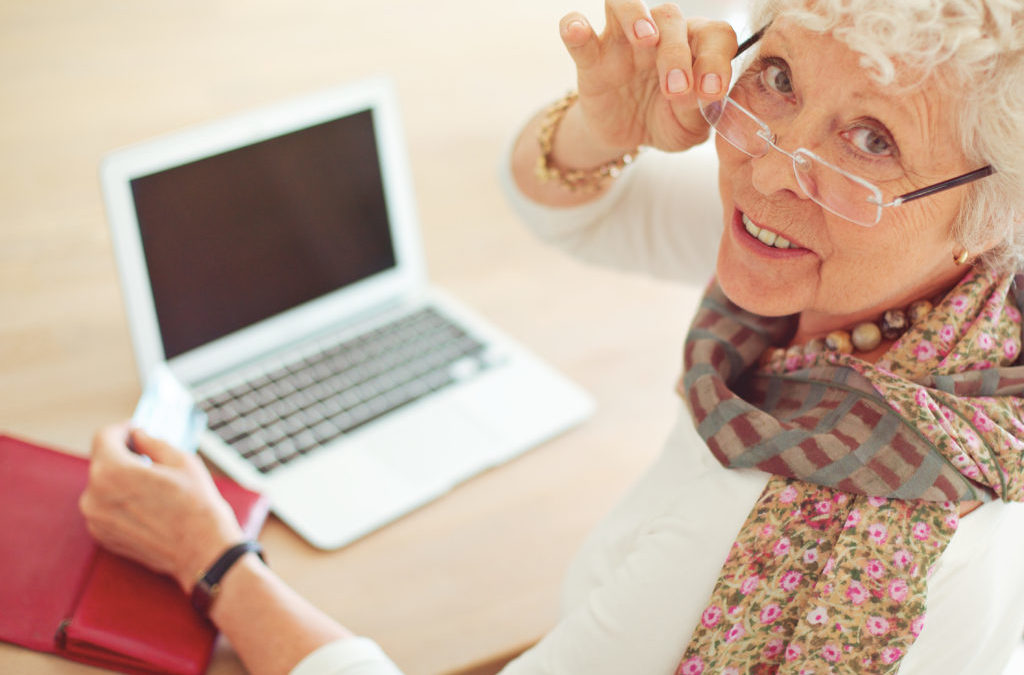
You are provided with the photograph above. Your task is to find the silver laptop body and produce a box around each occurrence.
[101,77,593,549]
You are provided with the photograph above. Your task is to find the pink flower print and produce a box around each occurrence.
[846,581,869,605]
[940,406,955,422]
[911,614,927,637]
[780,571,803,592]
[864,559,885,580]
[915,341,938,361]
[880,647,904,665]
[785,644,802,662]
[912,522,931,541]
[944,512,959,529]
[893,549,913,569]
[823,555,837,576]
[868,496,888,507]
[866,616,891,636]
[779,485,799,504]
[773,537,792,557]
[889,578,910,603]
[914,388,930,407]
[760,524,776,538]
[950,295,969,314]
[964,464,981,479]
[740,575,760,595]
[700,605,722,629]
[973,411,996,433]
[821,643,842,663]
[806,606,829,626]
[678,656,705,675]
[834,493,848,505]
[803,548,819,565]
[962,428,981,450]
[762,639,785,660]
[867,523,888,545]
[760,603,783,624]
[971,359,995,371]
[1007,305,1022,323]
[844,509,862,529]
[724,623,746,643]
[1005,339,1020,361]
[815,500,832,515]
[939,324,956,343]
[978,332,995,350]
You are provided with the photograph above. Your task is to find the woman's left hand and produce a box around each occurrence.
[79,422,245,592]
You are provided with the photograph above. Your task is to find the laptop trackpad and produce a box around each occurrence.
[268,401,494,549]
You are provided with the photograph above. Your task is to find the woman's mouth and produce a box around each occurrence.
[740,212,796,250]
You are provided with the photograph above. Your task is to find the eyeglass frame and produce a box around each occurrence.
[701,25,995,227]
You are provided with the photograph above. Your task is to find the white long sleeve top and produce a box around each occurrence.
[291,143,1024,675]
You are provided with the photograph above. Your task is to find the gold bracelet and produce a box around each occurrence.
[534,91,639,193]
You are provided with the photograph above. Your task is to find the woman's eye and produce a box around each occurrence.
[762,64,793,95]
[846,126,894,157]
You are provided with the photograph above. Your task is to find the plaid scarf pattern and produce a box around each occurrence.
[675,266,1024,674]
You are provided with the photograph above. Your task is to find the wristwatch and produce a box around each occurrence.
[190,540,265,615]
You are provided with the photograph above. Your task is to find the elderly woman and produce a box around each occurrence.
[82,0,1024,673]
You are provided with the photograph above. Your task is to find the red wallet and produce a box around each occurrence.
[0,434,271,674]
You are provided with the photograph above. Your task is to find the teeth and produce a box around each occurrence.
[741,212,795,250]
[741,212,761,237]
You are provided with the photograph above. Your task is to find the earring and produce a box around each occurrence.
[953,249,970,265]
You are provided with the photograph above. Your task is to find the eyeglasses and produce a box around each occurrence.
[699,27,994,227]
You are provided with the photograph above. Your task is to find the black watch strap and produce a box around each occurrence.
[190,540,265,615]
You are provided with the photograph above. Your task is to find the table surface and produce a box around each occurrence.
[0,1,747,672]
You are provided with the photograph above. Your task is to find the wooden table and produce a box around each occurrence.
[0,1,744,672]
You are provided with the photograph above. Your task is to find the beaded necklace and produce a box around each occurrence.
[760,298,936,373]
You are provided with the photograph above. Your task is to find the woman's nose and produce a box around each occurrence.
[749,143,810,201]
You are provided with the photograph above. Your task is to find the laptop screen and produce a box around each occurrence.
[129,109,396,359]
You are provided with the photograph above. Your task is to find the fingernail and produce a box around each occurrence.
[701,73,722,95]
[633,18,656,39]
[667,68,690,94]
[566,19,585,33]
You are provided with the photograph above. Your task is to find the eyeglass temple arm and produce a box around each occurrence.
[891,165,995,206]
[736,24,770,57]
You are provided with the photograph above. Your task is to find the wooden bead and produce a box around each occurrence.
[825,330,854,354]
[907,299,933,325]
[804,338,826,355]
[880,309,908,340]
[851,322,882,352]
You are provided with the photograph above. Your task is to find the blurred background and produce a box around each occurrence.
[1,0,753,447]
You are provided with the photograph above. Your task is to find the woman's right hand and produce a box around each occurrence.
[79,423,245,592]
[560,0,739,154]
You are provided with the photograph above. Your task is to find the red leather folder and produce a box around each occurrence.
[0,434,271,674]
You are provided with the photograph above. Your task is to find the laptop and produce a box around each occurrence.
[101,77,594,550]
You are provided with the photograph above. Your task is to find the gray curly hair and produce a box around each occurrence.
[750,0,1024,274]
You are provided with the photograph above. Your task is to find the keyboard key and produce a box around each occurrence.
[199,306,491,474]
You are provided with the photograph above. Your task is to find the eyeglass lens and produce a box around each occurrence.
[699,96,883,226]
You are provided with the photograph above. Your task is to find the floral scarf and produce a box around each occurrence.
[675,265,1024,674]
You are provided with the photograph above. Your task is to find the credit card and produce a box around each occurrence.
[131,364,206,453]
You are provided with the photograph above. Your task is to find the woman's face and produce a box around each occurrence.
[715,20,977,334]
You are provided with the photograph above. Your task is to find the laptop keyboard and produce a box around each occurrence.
[198,308,488,474]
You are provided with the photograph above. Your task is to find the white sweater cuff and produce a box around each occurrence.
[290,637,404,675]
